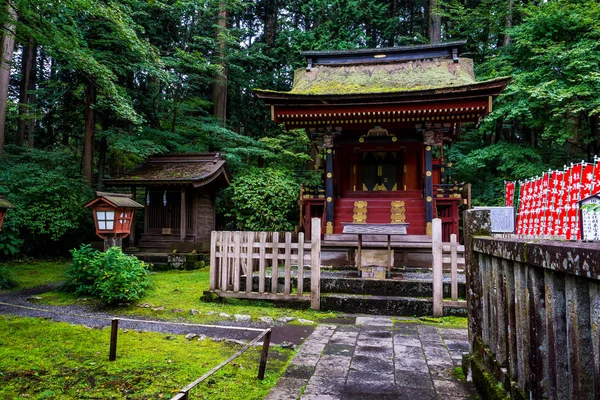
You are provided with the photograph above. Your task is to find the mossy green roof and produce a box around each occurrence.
[258,58,478,96]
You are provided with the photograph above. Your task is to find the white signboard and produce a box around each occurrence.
[474,206,515,233]
[580,195,600,241]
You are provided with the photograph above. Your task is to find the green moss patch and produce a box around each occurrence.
[0,315,293,399]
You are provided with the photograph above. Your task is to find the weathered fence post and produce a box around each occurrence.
[210,231,217,291]
[432,218,443,317]
[463,209,491,351]
[109,318,119,361]
[310,218,321,310]
[257,329,272,380]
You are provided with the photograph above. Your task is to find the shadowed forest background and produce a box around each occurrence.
[0,0,599,256]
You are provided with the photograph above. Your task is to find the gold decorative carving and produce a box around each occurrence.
[426,171,432,177]
[427,196,432,202]
[353,201,368,223]
[359,126,397,143]
[326,221,333,234]
[390,201,406,223]
[426,222,432,236]
[327,197,332,202]
[326,172,332,178]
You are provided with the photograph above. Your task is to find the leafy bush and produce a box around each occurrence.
[0,146,96,257]
[63,245,150,305]
[218,167,300,231]
[0,266,18,290]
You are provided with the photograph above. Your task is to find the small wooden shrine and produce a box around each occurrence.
[256,41,509,240]
[103,153,230,252]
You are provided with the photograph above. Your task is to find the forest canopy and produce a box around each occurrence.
[0,0,599,255]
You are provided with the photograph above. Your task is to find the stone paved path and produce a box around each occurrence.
[266,316,476,400]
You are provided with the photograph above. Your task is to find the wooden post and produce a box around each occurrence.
[271,232,279,294]
[233,231,241,292]
[109,318,119,361]
[180,188,186,242]
[104,235,123,251]
[325,146,334,235]
[245,232,254,294]
[210,231,217,291]
[424,144,434,230]
[257,329,272,380]
[432,218,443,317]
[297,232,305,296]
[259,232,266,293]
[310,218,321,310]
[450,233,458,301]
[284,232,292,295]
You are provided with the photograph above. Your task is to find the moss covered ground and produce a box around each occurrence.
[0,315,292,399]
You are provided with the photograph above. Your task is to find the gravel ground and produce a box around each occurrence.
[0,285,314,345]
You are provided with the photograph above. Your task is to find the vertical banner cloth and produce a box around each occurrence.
[567,163,583,240]
[505,181,515,206]
[516,182,525,234]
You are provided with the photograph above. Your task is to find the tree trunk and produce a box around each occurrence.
[0,0,18,156]
[263,0,278,48]
[502,0,514,47]
[97,124,108,189]
[212,2,228,124]
[83,79,96,183]
[427,0,441,44]
[17,37,36,147]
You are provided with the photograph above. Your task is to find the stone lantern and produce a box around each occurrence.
[0,195,15,231]
[84,192,144,250]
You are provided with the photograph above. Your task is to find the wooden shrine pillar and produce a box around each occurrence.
[325,134,334,235]
[180,188,186,242]
[424,144,434,234]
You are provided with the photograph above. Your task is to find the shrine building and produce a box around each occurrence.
[255,41,510,240]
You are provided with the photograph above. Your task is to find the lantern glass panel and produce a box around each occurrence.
[96,210,115,230]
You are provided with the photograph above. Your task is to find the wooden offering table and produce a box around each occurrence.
[341,223,409,278]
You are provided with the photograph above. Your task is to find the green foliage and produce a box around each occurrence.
[63,245,150,304]
[0,266,18,290]
[220,167,300,231]
[0,146,95,256]
[447,139,548,206]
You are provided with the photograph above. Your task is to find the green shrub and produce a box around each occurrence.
[0,266,18,290]
[0,146,96,257]
[63,245,150,305]
[219,167,300,231]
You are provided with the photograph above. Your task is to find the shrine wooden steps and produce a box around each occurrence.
[333,197,426,234]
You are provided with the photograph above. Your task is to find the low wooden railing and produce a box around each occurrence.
[209,218,322,310]
[463,209,600,400]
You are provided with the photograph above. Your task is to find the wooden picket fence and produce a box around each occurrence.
[432,218,466,316]
[209,218,322,309]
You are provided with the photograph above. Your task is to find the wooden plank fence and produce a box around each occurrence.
[432,218,466,316]
[210,218,322,309]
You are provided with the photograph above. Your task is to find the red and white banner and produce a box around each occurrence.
[511,156,600,239]
[505,181,515,207]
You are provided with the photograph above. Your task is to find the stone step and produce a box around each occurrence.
[320,293,466,317]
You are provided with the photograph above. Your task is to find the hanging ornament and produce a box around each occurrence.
[163,191,167,206]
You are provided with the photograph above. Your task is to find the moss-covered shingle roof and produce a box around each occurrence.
[283,58,476,96]
[103,153,230,187]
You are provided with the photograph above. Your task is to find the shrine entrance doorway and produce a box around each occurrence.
[358,151,403,192]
